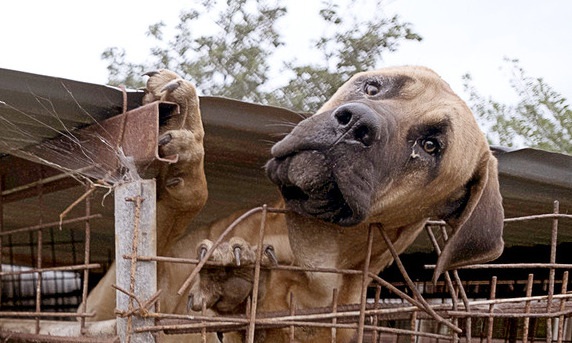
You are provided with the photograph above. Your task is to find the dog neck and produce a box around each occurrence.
[285,212,427,272]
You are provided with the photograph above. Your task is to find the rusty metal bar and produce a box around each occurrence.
[138,254,364,276]
[448,309,572,318]
[425,225,461,342]
[546,200,559,343]
[247,204,268,343]
[372,286,381,343]
[0,331,118,343]
[427,213,572,225]
[0,311,95,318]
[523,273,534,343]
[376,224,462,334]
[147,294,572,338]
[34,179,44,335]
[557,271,568,343]
[0,214,102,237]
[424,262,572,270]
[487,276,497,343]
[133,296,572,327]
[0,263,100,277]
[504,213,572,222]
[156,321,456,341]
[409,294,417,343]
[465,292,572,306]
[0,166,92,197]
[288,292,295,342]
[356,225,375,343]
[20,101,179,183]
[331,288,338,343]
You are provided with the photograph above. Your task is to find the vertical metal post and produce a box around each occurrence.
[35,175,44,335]
[115,180,157,343]
[80,184,92,335]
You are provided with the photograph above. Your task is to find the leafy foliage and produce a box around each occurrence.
[102,0,421,113]
[464,59,571,154]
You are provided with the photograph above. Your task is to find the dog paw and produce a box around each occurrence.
[141,70,207,212]
[188,238,277,314]
[158,129,202,164]
[143,69,202,132]
[143,70,195,105]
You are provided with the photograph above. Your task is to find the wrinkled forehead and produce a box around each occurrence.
[318,66,457,113]
[317,66,486,155]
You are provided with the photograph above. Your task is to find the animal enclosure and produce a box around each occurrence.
[0,179,570,343]
[0,68,571,342]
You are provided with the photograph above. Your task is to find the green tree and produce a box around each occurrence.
[463,59,571,154]
[102,0,421,113]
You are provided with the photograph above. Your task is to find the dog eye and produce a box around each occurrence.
[364,81,381,96]
[421,139,439,154]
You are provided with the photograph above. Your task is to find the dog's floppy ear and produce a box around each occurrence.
[433,154,504,282]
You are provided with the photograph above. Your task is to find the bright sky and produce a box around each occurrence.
[1,0,570,105]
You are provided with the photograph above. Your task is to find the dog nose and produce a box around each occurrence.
[332,103,382,146]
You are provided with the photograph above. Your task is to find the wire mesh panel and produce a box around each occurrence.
[0,176,570,343]
[132,201,572,343]
[0,175,115,341]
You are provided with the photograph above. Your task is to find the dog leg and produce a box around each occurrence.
[83,70,208,323]
[143,69,208,254]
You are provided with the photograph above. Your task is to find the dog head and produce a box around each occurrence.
[265,66,504,275]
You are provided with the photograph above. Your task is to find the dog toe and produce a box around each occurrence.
[158,133,172,146]
[196,239,213,261]
[143,69,184,103]
[158,129,199,162]
[160,79,183,93]
[142,70,159,77]
[228,237,256,265]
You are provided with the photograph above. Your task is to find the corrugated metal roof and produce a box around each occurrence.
[0,68,143,153]
[0,68,570,267]
[493,147,572,248]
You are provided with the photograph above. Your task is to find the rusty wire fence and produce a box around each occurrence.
[0,179,570,343]
[114,199,572,343]
[0,176,114,341]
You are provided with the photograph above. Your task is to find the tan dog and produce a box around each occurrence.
[85,66,504,343]
[188,66,505,342]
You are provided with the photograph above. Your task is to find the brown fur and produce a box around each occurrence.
[189,66,504,342]
[85,66,504,343]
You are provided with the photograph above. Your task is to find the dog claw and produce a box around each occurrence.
[198,245,208,261]
[165,177,182,188]
[264,245,278,266]
[233,246,242,267]
[158,133,172,146]
[161,79,182,93]
[143,71,159,77]
[187,294,194,312]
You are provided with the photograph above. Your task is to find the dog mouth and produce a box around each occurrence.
[265,103,385,227]
[266,150,364,226]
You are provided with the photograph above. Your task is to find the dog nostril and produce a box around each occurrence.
[334,108,352,126]
[354,125,373,146]
[331,103,382,146]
